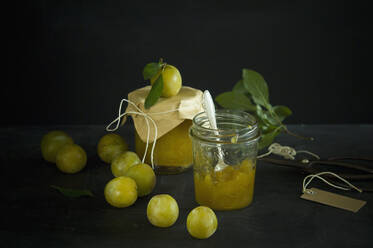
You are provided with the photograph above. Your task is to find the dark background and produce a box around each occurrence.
[4,0,371,126]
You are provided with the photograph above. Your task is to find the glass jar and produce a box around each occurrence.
[135,120,193,174]
[189,109,260,210]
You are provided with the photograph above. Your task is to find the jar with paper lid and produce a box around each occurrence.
[122,86,204,174]
[189,109,260,210]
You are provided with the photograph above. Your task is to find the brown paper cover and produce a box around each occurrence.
[122,86,203,142]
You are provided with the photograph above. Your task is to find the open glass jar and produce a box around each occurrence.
[189,109,260,210]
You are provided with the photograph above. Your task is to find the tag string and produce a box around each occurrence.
[257,143,320,160]
[302,171,362,194]
[106,98,180,169]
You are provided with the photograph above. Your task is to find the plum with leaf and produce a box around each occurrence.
[142,59,182,108]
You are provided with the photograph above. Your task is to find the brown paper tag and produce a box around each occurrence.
[301,187,366,213]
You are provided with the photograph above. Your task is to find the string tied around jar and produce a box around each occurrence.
[106,98,180,170]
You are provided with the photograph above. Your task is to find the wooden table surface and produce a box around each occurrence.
[1,125,372,247]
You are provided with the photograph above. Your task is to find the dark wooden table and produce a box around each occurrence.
[1,125,373,247]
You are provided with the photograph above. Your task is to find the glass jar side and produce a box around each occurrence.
[135,120,193,174]
[191,139,258,210]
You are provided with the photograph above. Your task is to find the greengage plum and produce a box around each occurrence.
[104,177,137,208]
[111,151,141,177]
[147,194,179,227]
[97,133,128,163]
[150,64,182,97]
[56,144,87,174]
[125,163,156,197]
[41,131,74,163]
[186,206,218,239]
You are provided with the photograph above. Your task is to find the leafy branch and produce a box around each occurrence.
[215,69,313,150]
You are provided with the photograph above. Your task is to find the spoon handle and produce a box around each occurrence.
[202,90,225,156]
[202,90,217,129]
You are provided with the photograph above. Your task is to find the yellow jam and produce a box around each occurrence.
[135,120,193,174]
[194,160,256,210]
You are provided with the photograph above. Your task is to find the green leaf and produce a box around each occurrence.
[261,123,278,134]
[242,69,271,109]
[273,105,292,122]
[144,74,164,109]
[257,116,278,134]
[51,185,94,198]
[215,91,256,111]
[142,62,161,80]
[232,80,247,93]
[258,128,282,150]
[256,105,279,126]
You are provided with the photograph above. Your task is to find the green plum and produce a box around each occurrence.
[125,163,156,197]
[147,194,179,227]
[97,133,128,163]
[56,144,87,174]
[41,131,74,163]
[111,151,141,177]
[104,177,138,208]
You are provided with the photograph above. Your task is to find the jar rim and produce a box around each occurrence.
[190,109,260,144]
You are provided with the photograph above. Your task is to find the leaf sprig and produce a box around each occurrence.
[51,185,94,198]
[215,69,313,150]
[142,59,166,109]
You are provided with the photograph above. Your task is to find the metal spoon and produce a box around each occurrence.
[202,90,228,172]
